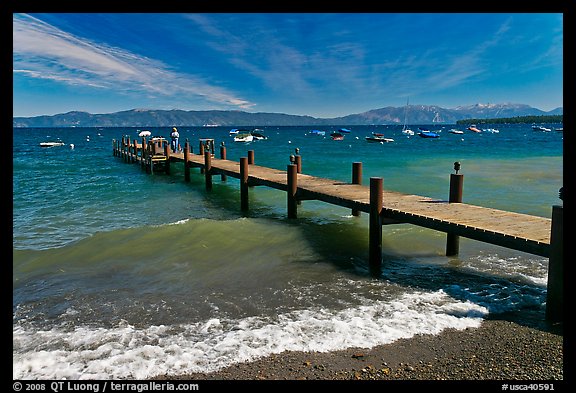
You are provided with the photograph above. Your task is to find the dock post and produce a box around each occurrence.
[125,136,131,163]
[220,142,227,181]
[184,140,190,182]
[112,139,116,156]
[369,177,383,272]
[294,148,302,174]
[240,157,249,211]
[199,142,205,173]
[546,204,563,322]
[287,164,298,219]
[164,143,171,175]
[121,136,125,161]
[446,162,464,256]
[248,150,255,165]
[352,162,363,216]
[132,140,138,163]
[204,151,212,191]
[141,137,147,168]
[149,141,154,175]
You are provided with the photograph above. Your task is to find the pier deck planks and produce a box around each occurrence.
[128,146,552,258]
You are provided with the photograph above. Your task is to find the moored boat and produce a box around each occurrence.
[365,135,394,143]
[40,141,65,147]
[467,124,482,133]
[532,125,552,132]
[233,132,254,143]
[417,128,440,138]
[331,132,344,140]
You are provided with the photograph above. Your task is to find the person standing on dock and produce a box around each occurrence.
[170,127,180,153]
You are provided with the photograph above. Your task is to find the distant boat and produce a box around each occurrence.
[366,134,394,143]
[532,125,552,132]
[483,128,500,133]
[331,132,345,140]
[417,128,440,138]
[40,141,65,147]
[449,129,464,134]
[555,127,563,132]
[250,129,268,140]
[401,98,415,136]
[309,130,326,136]
[467,125,482,133]
[233,132,254,143]
[229,128,250,135]
[138,130,151,137]
[338,128,351,133]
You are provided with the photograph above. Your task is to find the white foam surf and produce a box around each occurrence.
[13,289,487,380]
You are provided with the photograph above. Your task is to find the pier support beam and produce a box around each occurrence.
[369,177,383,272]
[240,157,249,211]
[352,162,362,216]
[546,204,563,322]
[164,143,171,175]
[446,163,464,256]
[287,164,298,219]
[248,150,255,165]
[220,143,227,181]
[184,140,190,182]
[204,151,212,191]
[141,137,147,168]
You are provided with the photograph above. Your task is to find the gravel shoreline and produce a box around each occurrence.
[150,317,564,382]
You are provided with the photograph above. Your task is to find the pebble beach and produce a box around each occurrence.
[151,318,563,382]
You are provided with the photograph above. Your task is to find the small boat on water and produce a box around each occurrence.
[309,130,326,136]
[338,128,351,134]
[532,125,552,132]
[138,130,151,137]
[40,141,65,147]
[250,129,268,140]
[449,129,464,134]
[467,124,482,133]
[483,128,500,133]
[417,128,440,138]
[331,132,345,140]
[233,132,254,143]
[366,135,394,143]
[229,128,250,135]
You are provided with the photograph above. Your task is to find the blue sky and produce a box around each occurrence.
[13,13,563,118]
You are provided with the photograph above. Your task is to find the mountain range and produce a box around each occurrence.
[12,103,563,128]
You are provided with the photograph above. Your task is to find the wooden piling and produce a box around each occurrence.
[184,140,190,182]
[132,140,138,163]
[164,142,171,175]
[248,150,255,165]
[199,143,205,173]
[295,155,302,174]
[287,164,298,219]
[369,177,383,271]
[141,137,147,169]
[352,162,362,216]
[546,205,563,322]
[204,151,212,191]
[240,157,249,211]
[446,171,464,256]
[220,143,227,181]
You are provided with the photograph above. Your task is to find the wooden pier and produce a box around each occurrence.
[113,136,563,322]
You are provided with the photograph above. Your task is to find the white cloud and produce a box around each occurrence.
[13,14,255,110]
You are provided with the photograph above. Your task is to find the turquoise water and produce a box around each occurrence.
[13,124,563,379]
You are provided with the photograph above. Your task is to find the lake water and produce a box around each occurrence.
[13,124,563,379]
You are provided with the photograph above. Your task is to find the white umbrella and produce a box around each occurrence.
[138,130,151,137]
